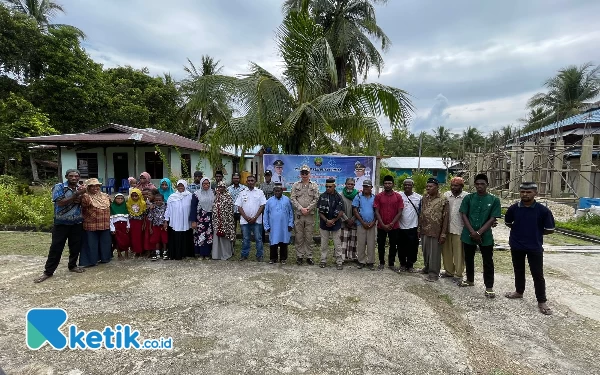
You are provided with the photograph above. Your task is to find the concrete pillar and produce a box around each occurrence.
[523,141,535,182]
[577,136,594,198]
[551,140,564,198]
[509,145,519,194]
[467,153,476,185]
[539,138,550,195]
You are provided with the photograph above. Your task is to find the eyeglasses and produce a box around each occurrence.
[300,171,309,175]
[325,184,335,188]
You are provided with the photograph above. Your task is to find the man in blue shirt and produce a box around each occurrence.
[353,179,377,270]
[34,169,86,283]
[504,182,555,315]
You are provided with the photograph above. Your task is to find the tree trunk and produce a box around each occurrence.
[336,57,347,91]
[30,153,40,182]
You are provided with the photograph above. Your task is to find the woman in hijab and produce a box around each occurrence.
[110,193,130,260]
[159,178,175,202]
[127,188,147,256]
[190,178,214,259]
[211,181,235,260]
[136,172,156,190]
[79,178,112,267]
[164,179,193,260]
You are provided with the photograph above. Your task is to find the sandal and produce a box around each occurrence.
[69,267,85,273]
[504,292,523,299]
[319,262,326,268]
[33,274,52,283]
[485,290,496,299]
[538,304,553,315]
[457,280,474,287]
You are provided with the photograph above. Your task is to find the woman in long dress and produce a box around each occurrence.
[79,178,112,267]
[164,179,193,260]
[190,178,214,259]
[211,181,235,260]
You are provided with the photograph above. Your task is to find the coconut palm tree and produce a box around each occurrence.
[519,107,551,133]
[180,56,233,141]
[196,10,413,160]
[431,125,452,155]
[3,0,85,38]
[527,62,600,125]
[283,0,390,90]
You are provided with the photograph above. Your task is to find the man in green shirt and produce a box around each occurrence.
[458,173,501,298]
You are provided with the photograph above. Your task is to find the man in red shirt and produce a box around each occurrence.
[374,175,404,270]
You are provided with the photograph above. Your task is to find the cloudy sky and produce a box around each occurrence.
[56,0,600,135]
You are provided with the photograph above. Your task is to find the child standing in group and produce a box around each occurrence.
[148,193,168,260]
[110,193,130,259]
[127,188,147,257]
[142,187,155,256]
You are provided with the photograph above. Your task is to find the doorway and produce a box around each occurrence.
[113,153,129,191]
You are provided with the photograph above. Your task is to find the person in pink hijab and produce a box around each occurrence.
[136,172,156,190]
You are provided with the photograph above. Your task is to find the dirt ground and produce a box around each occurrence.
[1,229,600,375]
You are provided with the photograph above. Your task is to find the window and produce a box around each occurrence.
[76,153,98,178]
[145,152,163,179]
[432,170,438,177]
[181,154,191,179]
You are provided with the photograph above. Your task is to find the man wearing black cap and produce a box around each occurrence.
[418,178,449,282]
[260,170,275,200]
[187,171,204,193]
[504,182,555,315]
[458,173,501,298]
[354,162,368,191]
[317,178,345,269]
[273,160,286,187]
[211,170,224,190]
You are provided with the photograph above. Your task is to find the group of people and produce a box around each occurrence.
[34,165,555,315]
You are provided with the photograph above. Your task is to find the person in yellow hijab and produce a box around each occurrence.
[127,188,147,256]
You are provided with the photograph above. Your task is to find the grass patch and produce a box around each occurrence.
[557,215,600,236]
[438,293,453,305]
[543,232,597,246]
[345,296,360,303]
[0,231,51,256]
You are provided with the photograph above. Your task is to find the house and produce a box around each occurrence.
[16,123,236,191]
[383,157,458,183]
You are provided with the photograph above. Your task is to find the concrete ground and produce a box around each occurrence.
[2,246,600,375]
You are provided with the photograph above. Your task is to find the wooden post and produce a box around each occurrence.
[577,136,594,198]
[523,141,535,181]
[57,146,63,182]
[30,152,39,182]
[103,146,108,185]
[551,140,564,198]
[509,145,519,194]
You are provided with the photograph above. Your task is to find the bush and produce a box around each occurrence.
[557,215,600,236]
[397,170,432,195]
[0,181,54,228]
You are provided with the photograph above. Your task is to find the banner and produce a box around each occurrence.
[263,154,376,193]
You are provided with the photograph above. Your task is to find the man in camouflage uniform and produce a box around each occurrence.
[290,164,319,265]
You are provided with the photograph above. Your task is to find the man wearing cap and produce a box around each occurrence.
[418,178,449,282]
[374,175,404,270]
[459,173,501,298]
[504,182,555,315]
[397,178,421,272]
[317,178,345,269]
[228,173,247,244]
[353,179,377,269]
[34,169,86,283]
[273,160,286,188]
[340,177,359,262]
[263,183,294,264]
[354,162,368,192]
[187,171,204,193]
[290,165,319,265]
[211,170,224,190]
[442,176,468,282]
[260,170,276,200]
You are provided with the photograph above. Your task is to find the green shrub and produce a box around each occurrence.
[556,215,600,236]
[397,170,432,195]
[0,183,54,228]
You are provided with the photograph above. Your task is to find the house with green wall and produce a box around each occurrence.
[16,123,236,191]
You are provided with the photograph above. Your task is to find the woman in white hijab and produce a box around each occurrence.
[190,177,215,259]
[163,179,193,260]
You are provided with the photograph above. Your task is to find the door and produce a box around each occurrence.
[113,153,129,191]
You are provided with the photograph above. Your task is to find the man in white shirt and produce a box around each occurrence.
[442,176,468,281]
[396,178,422,272]
[235,175,267,261]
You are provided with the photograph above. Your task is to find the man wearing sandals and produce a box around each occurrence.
[418,178,449,282]
[317,179,345,270]
[504,182,555,315]
[458,173,501,298]
[34,169,86,283]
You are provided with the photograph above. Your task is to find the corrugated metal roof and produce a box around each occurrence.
[520,108,600,138]
[383,157,456,170]
[15,123,235,156]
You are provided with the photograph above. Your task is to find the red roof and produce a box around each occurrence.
[15,123,234,156]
